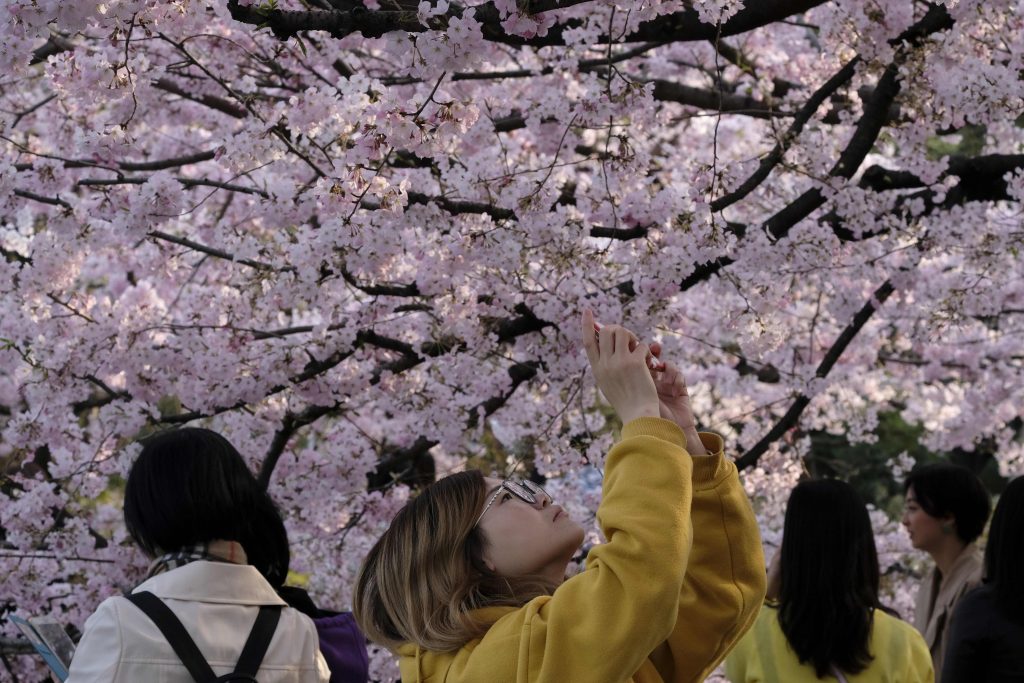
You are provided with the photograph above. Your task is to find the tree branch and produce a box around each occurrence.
[860,154,1024,202]
[152,77,248,119]
[226,0,831,48]
[735,278,897,470]
[650,78,788,119]
[710,57,860,213]
[0,637,34,656]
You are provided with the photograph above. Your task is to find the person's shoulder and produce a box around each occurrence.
[279,602,326,637]
[953,583,995,616]
[872,609,932,662]
[86,593,136,622]
[873,609,924,640]
[74,594,125,635]
[963,545,985,579]
[962,582,994,601]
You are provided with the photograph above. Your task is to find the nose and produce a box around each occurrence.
[536,492,551,508]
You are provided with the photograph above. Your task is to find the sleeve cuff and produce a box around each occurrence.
[621,417,686,448]
[690,432,730,488]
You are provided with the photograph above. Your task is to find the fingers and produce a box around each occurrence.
[598,321,615,356]
[613,327,633,357]
[581,315,660,368]
[581,310,598,365]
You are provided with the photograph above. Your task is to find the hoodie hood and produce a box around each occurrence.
[395,606,521,682]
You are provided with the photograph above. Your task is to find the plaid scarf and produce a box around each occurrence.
[144,539,247,580]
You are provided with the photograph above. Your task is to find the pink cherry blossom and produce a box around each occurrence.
[2,1,1023,678]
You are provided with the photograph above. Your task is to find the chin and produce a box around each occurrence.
[569,523,586,548]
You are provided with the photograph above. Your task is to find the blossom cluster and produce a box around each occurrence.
[1,0,1022,678]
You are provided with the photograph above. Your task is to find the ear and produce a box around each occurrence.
[477,540,497,573]
[479,546,497,573]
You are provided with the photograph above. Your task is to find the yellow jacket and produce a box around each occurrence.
[397,417,766,683]
[725,603,934,683]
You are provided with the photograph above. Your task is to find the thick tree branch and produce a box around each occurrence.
[860,154,1024,202]
[261,357,540,488]
[735,278,896,470]
[226,0,830,48]
[406,192,516,220]
[651,79,788,119]
[12,189,71,209]
[119,150,218,172]
[367,359,540,489]
[668,4,957,294]
[493,303,556,343]
[0,637,34,656]
[259,403,337,489]
[763,5,954,241]
[148,231,290,273]
[711,57,860,213]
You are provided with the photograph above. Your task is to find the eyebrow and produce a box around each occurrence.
[485,483,502,499]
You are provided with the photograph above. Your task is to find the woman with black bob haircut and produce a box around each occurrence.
[726,479,932,682]
[902,463,991,679]
[123,427,290,587]
[943,475,1024,682]
[67,427,329,682]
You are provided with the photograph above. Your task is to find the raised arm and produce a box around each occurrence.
[651,440,766,682]
[515,313,695,682]
[644,355,766,682]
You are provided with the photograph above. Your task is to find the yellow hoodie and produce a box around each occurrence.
[396,417,767,683]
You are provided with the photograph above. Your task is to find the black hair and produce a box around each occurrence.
[984,476,1024,625]
[777,479,880,678]
[124,427,290,587]
[903,463,991,544]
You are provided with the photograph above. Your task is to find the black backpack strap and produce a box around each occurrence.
[124,591,217,683]
[232,605,282,678]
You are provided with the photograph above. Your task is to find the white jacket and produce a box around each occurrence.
[66,561,330,682]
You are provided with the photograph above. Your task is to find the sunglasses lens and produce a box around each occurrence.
[503,480,532,502]
[522,480,541,495]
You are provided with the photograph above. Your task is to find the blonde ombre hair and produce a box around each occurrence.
[354,470,559,652]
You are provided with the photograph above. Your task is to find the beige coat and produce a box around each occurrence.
[66,561,330,683]
[913,543,983,682]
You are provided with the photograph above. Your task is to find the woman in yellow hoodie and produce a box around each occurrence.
[354,311,766,683]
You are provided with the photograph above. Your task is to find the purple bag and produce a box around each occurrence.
[277,586,369,683]
[313,612,370,683]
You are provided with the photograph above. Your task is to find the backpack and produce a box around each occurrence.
[124,591,282,683]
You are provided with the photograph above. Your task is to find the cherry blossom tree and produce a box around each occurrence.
[2,0,1022,678]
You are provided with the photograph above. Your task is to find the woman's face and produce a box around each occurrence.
[476,477,585,584]
[902,485,951,553]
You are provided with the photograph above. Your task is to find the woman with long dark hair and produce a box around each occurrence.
[67,427,329,682]
[726,479,933,682]
[942,476,1024,682]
